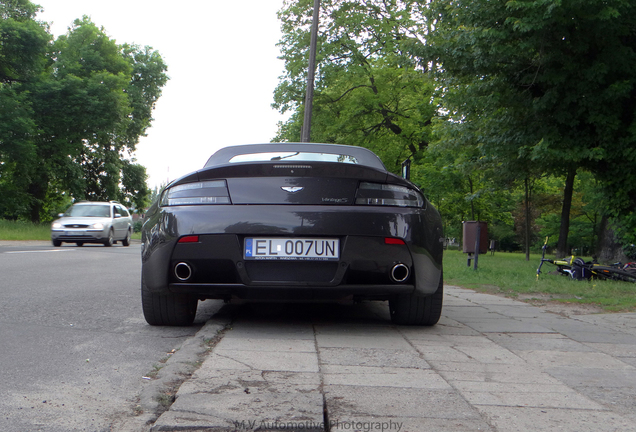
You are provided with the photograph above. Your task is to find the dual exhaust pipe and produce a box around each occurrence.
[390,263,410,283]
[174,262,192,281]
[175,261,410,283]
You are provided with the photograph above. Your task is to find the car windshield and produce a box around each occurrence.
[229,152,359,164]
[67,205,110,218]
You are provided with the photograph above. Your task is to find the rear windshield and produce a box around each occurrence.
[229,152,359,164]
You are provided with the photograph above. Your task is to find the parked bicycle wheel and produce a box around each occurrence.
[592,266,636,283]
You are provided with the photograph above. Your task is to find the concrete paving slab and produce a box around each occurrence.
[462,388,604,409]
[214,337,316,353]
[459,319,556,333]
[223,321,316,340]
[211,349,319,373]
[443,305,506,319]
[405,334,500,346]
[430,361,547,375]
[572,387,636,417]
[450,292,526,306]
[452,346,526,365]
[177,370,321,396]
[475,406,634,432]
[487,333,596,352]
[584,342,636,358]
[451,381,577,394]
[152,392,324,431]
[544,368,636,388]
[618,357,636,367]
[576,313,636,333]
[324,385,483,420]
[480,305,557,319]
[318,347,430,368]
[408,318,482,336]
[328,416,494,432]
[515,350,635,370]
[315,333,413,350]
[322,365,451,389]
[441,296,478,307]
[439,369,563,385]
[313,323,395,335]
[414,344,476,362]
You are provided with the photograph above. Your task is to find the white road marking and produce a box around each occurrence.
[5,249,76,254]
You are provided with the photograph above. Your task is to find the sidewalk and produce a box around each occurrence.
[151,286,636,431]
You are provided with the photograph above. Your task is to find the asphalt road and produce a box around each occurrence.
[0,241,221,432]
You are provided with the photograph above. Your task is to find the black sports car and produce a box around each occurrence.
[141,143,444,326]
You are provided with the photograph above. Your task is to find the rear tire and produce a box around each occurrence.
[141,277,197,326]
[390,270,443,326]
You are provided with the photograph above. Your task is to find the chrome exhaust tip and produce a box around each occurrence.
[390,263,410,283]
[174,262,193,281]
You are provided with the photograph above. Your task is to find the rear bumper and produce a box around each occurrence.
[141,204,443,299]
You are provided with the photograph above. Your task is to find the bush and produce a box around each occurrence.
[133,220,144,233]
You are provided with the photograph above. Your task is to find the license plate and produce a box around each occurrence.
[66,230,85,236]
[244,238,339,261]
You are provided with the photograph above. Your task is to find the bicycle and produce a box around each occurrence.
[537,237,636,283]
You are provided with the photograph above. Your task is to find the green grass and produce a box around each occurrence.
[0,219,142,241]
[0,220,51,240]
[444,249,636,312]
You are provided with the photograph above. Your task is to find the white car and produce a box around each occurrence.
[51,201,133,247]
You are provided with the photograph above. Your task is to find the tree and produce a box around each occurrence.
[0,7,168,222]
[274,0,437,172]
[0,0,50,218]
[425,0,636,257]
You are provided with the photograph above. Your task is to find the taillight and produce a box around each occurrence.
[160,180,230,206]
[355,182,424,208]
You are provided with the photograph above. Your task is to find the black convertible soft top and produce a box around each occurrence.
[204,143,387,171]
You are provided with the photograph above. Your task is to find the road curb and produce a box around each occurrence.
[123,315,232,431]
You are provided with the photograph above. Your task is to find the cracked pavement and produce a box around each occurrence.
[151,286,636,432]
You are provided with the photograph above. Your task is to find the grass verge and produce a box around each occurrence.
[0,219,142,241]
[0,220,51,240]
[445,249,636,312]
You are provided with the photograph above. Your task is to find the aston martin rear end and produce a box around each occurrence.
[141,143,444,326]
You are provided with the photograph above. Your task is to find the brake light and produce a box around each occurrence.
[355,182,424,208]
[385,238,406,245]
[161,180,230,206]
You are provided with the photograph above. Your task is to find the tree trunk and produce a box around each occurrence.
[27,181,45,223]
[596,216,628,263]
[556,168,576,258]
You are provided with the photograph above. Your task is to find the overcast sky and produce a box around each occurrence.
[35,0,288,189]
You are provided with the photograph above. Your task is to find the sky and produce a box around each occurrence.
[35,0,288,189]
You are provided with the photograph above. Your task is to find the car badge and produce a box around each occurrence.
[281,186,303,193]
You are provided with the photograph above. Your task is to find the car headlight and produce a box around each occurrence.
[161,180,230,206]
[52,222,62,229]
[355,182,424,208]
[92,222,104,229]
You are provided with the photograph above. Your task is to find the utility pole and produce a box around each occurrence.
[300,0,320,143]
